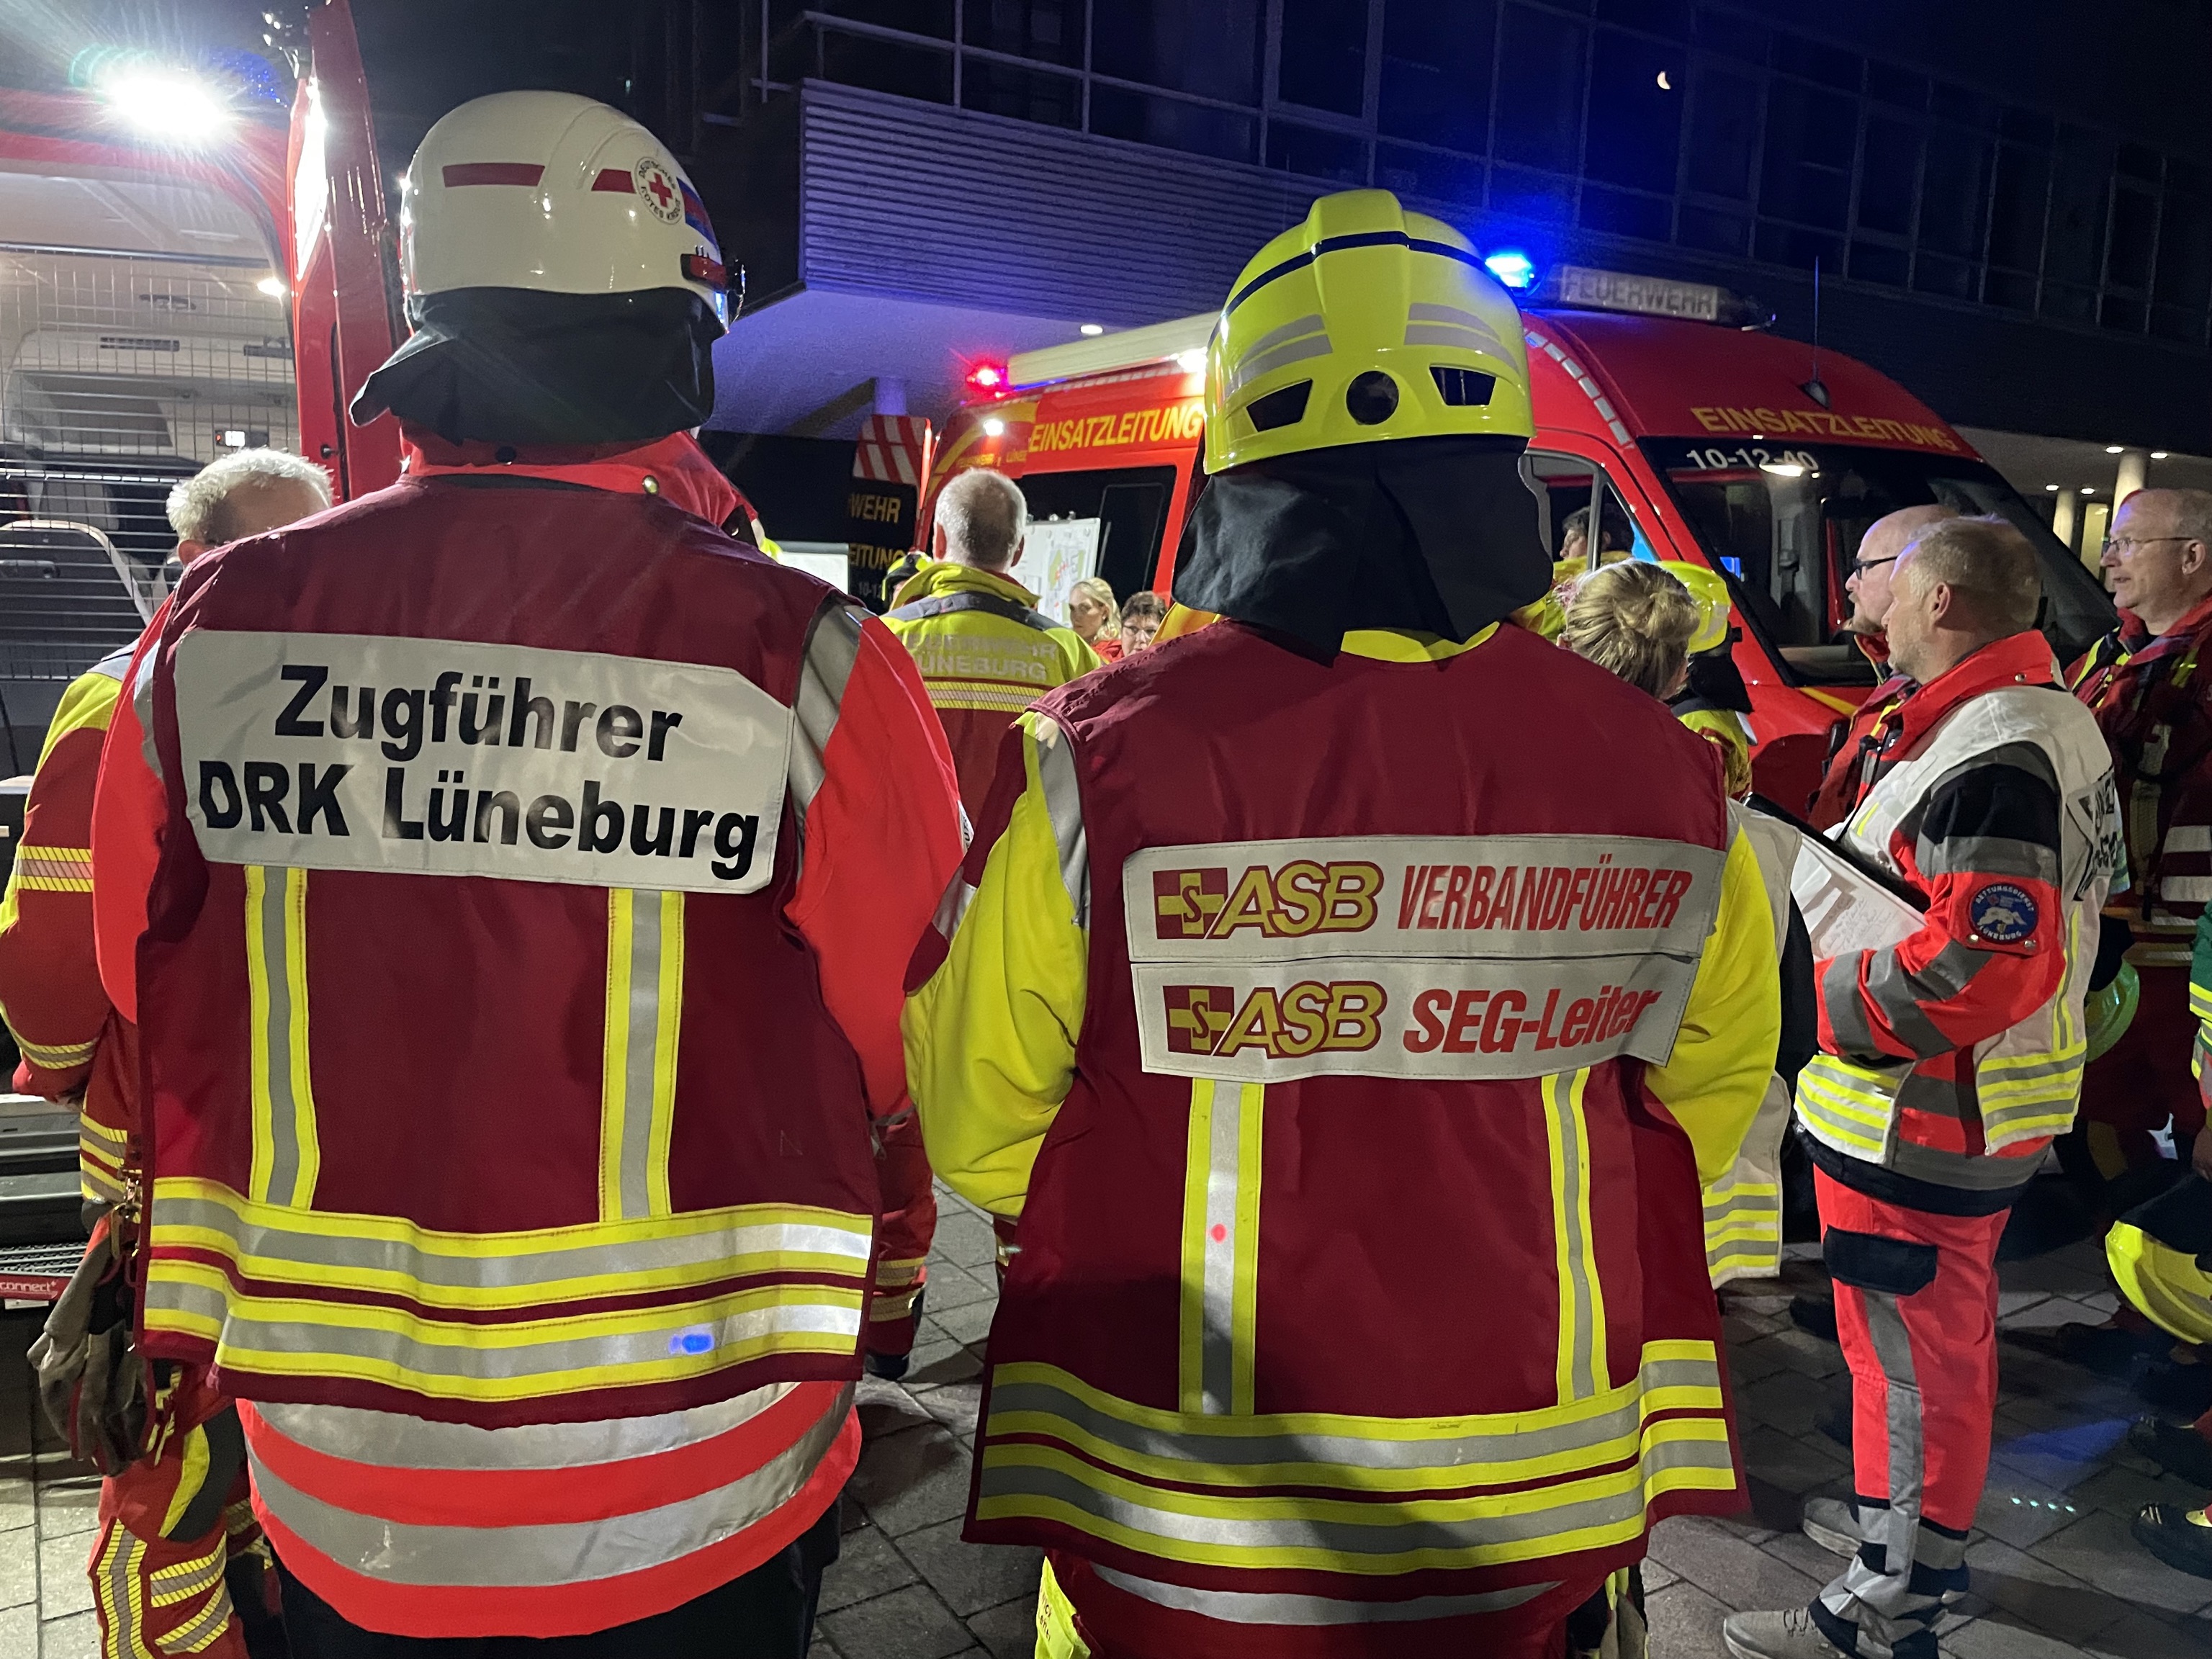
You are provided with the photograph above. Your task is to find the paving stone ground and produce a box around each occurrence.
[4,1190,2211,1655]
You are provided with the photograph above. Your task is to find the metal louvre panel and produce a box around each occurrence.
[798,81,1332,321]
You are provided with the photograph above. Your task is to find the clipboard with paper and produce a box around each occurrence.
[1746,795,1926,958]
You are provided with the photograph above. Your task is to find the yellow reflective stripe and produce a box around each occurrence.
[145,1177,870,1309]
[156,1585,236,1655]
[141,1259,863,1402]
[244,866,319,1207]
[1544,1068,1606,1403]
[148,1545,226,1607]
[2190,983,2212,1021]
[1178,1079,1265,1416]
[94,1523,159,1659]
[17,1032,98,1069]
[13,845,93,891]
[985,1346,1725,1493]
[926,681,1046,711]
[1339,624,1497,662]
[158,1425,212,1537]
[974,1417,1735,1574]
[600,890,684,1223]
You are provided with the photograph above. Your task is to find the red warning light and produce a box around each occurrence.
[965,361,1009,394]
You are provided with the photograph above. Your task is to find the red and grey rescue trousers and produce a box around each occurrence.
[1810,1169,2008,1659]
[269,1496,841,1658]
[89,1403,284,1659]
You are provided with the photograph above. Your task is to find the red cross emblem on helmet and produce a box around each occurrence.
[634,156,682,224]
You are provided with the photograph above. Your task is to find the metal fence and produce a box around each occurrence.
[0,243,297,677]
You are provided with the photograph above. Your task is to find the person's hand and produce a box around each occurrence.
[2193,1124,2212,1184]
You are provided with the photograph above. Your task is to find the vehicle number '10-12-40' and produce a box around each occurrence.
[1685,446,1818,472]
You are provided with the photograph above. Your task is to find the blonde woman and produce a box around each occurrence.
[1067,576,1123,660]
[1562,561,1753,797]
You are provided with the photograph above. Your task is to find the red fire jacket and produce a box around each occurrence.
[908,620,1782,1651]
[90,432,966,1635]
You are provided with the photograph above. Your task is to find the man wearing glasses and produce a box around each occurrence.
[2071,491,2212,1194]
[1807,505,1959,829]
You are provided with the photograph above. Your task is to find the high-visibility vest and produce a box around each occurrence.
[963,620,1750,1617]
[127,476,884,1632]
[883,559,1097,814]
[1794,678,2117,1183]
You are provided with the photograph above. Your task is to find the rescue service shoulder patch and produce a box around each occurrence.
[1969,881,2038,945]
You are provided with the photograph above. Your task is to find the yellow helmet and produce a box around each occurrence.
[1205,190,1533,474]
[1657,560,1735,656]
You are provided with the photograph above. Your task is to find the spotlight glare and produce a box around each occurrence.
[102,71,233,143]
[2154,450,2171,459]
[2105,445,2125,454]
[981,417,1006,437]
[256,276,286,297]
[2045,484,2059,491]
[1173,348,1208,375]
[1079,323,1104,336]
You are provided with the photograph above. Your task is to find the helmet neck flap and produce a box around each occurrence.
[351,287,718,446]
[1171,433,1552,655]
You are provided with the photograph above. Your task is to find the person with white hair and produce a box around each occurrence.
[884,467,1101,816]
[0,445,328,1659]
[164,446,333,561]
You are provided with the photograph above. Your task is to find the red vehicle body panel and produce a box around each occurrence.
[288,0,403,501]
[925,313,1991,806]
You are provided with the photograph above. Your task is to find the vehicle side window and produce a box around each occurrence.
[1521,451,1640,583]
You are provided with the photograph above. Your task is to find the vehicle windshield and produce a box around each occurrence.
[1641,439,2114,685]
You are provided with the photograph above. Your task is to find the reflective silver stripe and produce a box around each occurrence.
[148,1549,227,1604]
[1545,1068,1605,1403]
[1195,1079,1256,1416]
[246,865,317,1208]
[1403,302,1507,351]
[602,889,683,1222]
[255,1380,807,1470]
[1819,1292,1952,1645]
[987,1352,1722,1476]
[147,1279,860,1382]
[250,1387,851,1587]
[149,1195,870,1289]
[1031,717,1089,927]
[154,1581,235,1653]
[1820,954,1879,1061]
[978,1431,1735,1556]
[1915,834,2059,884]
[134,638,163,783]
[930,868,980,945]
[790,602,864,842]
[1092,1565,1555,1625]
[1885,1138,2046,1192]
[1863,953,1955,1061]
[1226,313,1328,397]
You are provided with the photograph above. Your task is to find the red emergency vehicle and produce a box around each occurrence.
[925,271,2113,807]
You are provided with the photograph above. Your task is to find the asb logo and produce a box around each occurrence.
[1164,985,1235,1054]
[1153,860,1382,941]
[1162,981,1385,1060]
[634,156,683,223]
[1155,868,1228,938]
[1969,882,2038,945]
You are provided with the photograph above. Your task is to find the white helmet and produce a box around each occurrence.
[397,90,731,326]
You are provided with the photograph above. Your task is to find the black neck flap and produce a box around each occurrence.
[351,287,719,446]
[1170,435,1553,655]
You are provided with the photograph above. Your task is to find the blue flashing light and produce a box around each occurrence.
[1484,250,1537,291]
[670,1327,716,1357]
